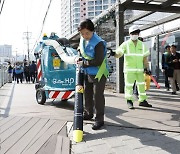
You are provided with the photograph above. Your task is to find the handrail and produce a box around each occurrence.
[0,64,8,88]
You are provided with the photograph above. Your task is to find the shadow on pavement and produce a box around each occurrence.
[105,93,119,97]
[135,106,180,128]
[106,106,179,130]
[1,83,16,117]
[45,99,75,111]
[150,96,180,102]
[84,124,180,154]
[83,106,180,154]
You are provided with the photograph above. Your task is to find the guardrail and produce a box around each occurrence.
[0,64,8,88]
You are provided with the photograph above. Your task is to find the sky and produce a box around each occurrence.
[0,0,61,56]
[1,0,180,57]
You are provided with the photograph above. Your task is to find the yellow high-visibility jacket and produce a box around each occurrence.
[115,39,150,73]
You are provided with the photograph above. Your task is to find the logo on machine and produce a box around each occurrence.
[52,78,74,85]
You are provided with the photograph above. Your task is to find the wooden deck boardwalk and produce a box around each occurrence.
[0,116,70,154]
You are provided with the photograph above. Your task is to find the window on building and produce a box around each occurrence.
[75,13,80,18]
[73,2,80,7]
[75,19,80,23]
[103,5,108,10]
[95,11,102,16]
[74,24,78,31]
[95,6,102,10]
[88,6,94,11]
[88,1,94,5]
[103,0,109,4]
[88,12,94,16]
[95,0,102,5]
[111,0,116,3]
[74,8,80,12]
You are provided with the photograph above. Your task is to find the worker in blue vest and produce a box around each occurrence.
[15,62,24,84]
[77,19,109,130]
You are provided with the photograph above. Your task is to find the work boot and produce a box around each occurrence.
[139,100,152,107]
[177,87,179,91]
[92,121,104,130]
[127,100,134,109]
[171,92,177,95]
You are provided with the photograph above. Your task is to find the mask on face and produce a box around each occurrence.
[130,35,139,41]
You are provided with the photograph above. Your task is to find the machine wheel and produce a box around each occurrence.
[36,89,46,105]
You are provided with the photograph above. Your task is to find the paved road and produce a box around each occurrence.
[1,81,180,154]
[0,82,72,154]
[68,84,180,154]
[0,82,75,121]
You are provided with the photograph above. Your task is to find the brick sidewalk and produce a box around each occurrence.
[69,85,180,154]
[1,82,180,154]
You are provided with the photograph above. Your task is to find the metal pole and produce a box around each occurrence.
[116,4,124,93]
[16,49,17,62]
[73,64,84,142]
[27,32,30,62]
[23,30,32,62]
[156,35,159,82]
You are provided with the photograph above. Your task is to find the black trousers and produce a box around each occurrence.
[84,74,106,122]
[30,72,36,83]
[16,73,23,83]
[164,68,170,89]
[24,72,30,82]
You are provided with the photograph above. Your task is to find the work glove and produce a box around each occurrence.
[107,48,116,57]
[144,68,151,75]
[75,57,83,66]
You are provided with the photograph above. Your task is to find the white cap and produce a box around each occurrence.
[129,25,140,34]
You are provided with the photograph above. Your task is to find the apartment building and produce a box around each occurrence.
[61,0,117,37]
[0,45,12,58]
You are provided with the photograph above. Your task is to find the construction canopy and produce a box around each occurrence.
[68,0,180,47]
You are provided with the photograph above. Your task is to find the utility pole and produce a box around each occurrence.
[15,48,17,63]
[23,30,32,62]
[116,3,125,93]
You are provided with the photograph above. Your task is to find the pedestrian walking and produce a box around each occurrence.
[77,19,109,130]
[29,61,37,83]
[24,62,30,83]
[167,44,180,95]
[7,62,13,83]
[15,63,23,84]
[113,25,152,109]
[12,65,16,81]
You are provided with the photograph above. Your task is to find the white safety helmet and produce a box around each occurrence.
[129,25,140,34]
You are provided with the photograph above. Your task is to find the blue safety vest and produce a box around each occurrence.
[80,33,108,76]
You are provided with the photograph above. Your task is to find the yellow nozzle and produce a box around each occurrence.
[73,130,83,142]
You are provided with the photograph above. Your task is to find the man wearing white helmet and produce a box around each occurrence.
[113,25,152,109]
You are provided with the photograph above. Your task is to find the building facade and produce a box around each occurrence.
[61,0,117,38]
[61,0,72,37]
[0,45,12,57]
